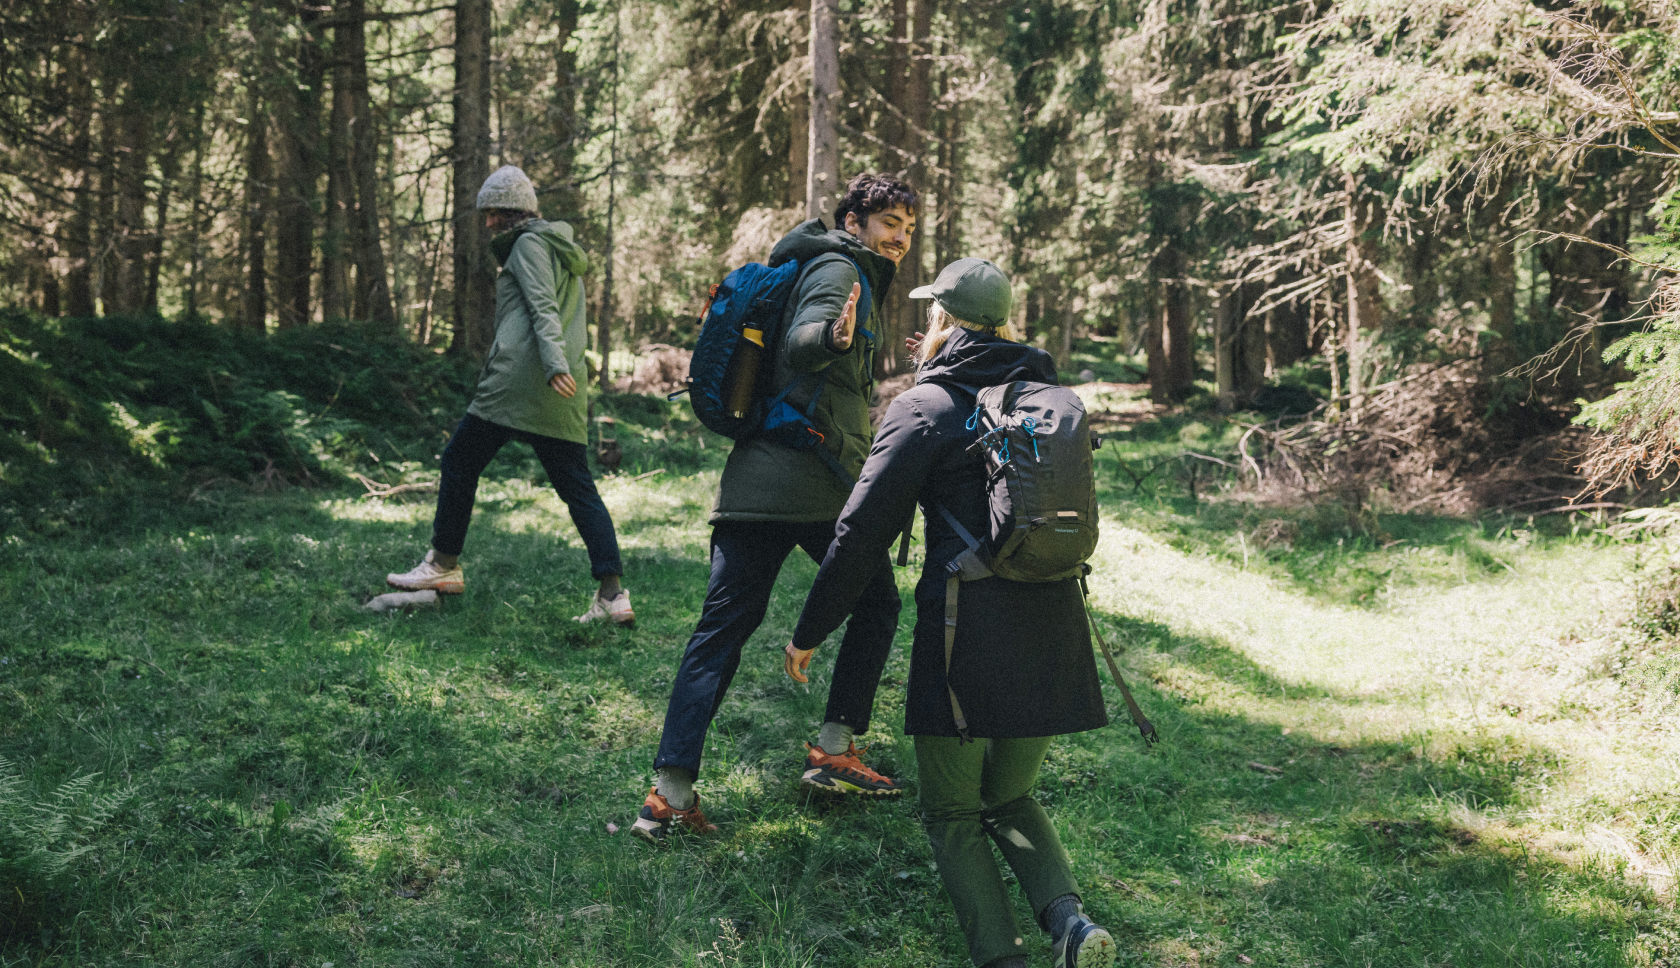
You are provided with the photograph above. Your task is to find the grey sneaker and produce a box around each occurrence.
[574,591,635,627]
[1053,915,1115,968]
[386,550,464,594]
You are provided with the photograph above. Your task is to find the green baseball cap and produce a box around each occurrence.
[908,257,1012,329]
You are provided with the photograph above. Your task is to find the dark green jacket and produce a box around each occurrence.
[466,219,590,443]
[710,220,897,523]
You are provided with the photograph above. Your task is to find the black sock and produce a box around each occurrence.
[1041,893,1083,940]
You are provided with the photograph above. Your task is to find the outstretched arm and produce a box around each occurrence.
[787,396,936,659]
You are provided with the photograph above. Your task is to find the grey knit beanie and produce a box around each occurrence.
[476,165,539,213]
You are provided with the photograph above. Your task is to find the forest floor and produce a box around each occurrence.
[5,381,1680,967]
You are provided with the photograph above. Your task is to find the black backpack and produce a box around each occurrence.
[915,379,1156,746]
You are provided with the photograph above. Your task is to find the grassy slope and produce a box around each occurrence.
[2,390,1679,967]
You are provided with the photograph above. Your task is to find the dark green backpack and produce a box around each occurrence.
[928,380,1156,746]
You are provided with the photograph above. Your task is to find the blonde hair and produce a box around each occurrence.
[914,302,1019,366]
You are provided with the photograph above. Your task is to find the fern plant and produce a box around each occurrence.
[0,755,128,937]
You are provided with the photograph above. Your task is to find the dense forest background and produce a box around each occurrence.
[6,0,1680,507]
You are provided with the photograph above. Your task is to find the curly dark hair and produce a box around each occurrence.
[833,172,917,229]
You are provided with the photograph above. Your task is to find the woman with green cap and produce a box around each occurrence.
[783,258,1117,968]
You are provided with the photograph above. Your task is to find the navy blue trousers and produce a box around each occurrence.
[431,413,623,579]
[654,520,902,775]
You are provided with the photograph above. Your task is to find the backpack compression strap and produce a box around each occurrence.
[1078,571,1158,747]
[936,503,993,745]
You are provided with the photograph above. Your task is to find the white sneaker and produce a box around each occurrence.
[386,550,465,594]
[574,591,635,627]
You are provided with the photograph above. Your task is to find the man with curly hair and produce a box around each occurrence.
[633,173,918,841]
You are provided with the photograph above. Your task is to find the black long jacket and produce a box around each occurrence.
[791,328,1109,738]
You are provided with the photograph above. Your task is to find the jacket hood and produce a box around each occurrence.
[492,218,589,275]
[915,326,1057,390]
[767,219,896,306]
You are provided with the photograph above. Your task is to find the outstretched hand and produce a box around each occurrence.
[830,282,862,351]
[906,330,925,357]
[784,641,815,684]
[549,373,577,398]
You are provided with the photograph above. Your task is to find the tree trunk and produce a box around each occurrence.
[274,5,325,328]
[1344,176,1384,416]
[242,80,271,334]
[1215,285,1238,412]
[1486,239,1518,375]
[1239,280,1267,400]
[144,145,177,311]
[1165,279,1193,395]
[1145,291,1170,406]
[451,0,495,356]
[786,93,809,210]
[934,68,962,271]
[806,0,841,221]
[111,95,154,313]
[551,0,582,219]
[183,101,207,319]
[64,93,97,317]
[598,3,622,390]
[881,0,933,377]
[93,109,117,314]
[885,0,907,156]
[322,47,352,322]
[340,0,395,327]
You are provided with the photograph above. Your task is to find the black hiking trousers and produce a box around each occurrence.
[654,520,901,775]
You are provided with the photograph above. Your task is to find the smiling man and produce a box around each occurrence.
[633,173,918,841]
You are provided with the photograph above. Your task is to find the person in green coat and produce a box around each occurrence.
[386,165,631,626]
[632,173,916,841]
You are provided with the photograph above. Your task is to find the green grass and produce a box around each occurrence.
[3,384,1680,966]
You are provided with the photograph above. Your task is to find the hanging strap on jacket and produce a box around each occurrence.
[943,574,971,744]
[896,507,915,567]
[1079,568,1157,747]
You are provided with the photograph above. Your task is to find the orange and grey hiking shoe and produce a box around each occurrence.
[801,742,903,796]
[631,787,719,843]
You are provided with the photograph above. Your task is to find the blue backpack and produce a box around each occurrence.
[675,255,872,483]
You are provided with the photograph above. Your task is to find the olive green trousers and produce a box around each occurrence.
[915,735,1080,967]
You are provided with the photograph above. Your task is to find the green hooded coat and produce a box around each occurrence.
[710,219,897,523]
[466,219,591,444]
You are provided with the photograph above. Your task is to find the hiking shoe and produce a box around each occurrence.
[630,786,718,842]
[1053,915,1116,968]
[386,550,464,594]
[574,591,635,627]
[801,742,903,796]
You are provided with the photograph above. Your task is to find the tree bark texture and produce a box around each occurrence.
[598,5,622,390]
[451,0,495,356]
[111,94,154,313]
[885,0,907,154]
[274,5,325,328]
[63,65,97,318]
[242,80,271,334]
[806,0,841,222]
[934,70,962,272]
[341,0,396,327]
[786,92,809,211]
[550,0,582,219]
[879,0,933,377]
[322,47,353,322]
[1344,180,1384,415]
